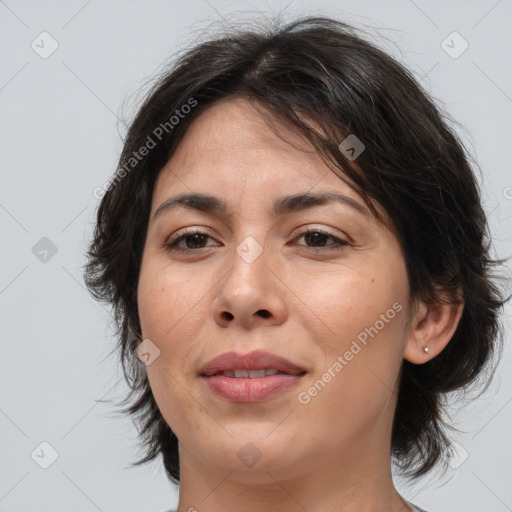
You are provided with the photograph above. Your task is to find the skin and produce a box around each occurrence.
[137,97,464,512]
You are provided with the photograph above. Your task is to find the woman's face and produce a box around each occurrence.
[137,98,414,482]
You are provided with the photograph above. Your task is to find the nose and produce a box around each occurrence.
[211,241,288,330]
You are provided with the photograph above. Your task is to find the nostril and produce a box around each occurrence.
[257,310,271,318]
[222,312,234,320]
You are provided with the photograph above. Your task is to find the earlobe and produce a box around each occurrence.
[404,298,464,364]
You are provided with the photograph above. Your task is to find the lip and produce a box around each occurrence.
[199,350,307,403]
[199,350,306,376]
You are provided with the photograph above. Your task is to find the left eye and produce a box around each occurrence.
[293,229,348,250]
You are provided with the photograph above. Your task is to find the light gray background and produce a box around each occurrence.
[1,1,511,511]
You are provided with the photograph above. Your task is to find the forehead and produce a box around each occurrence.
[154,98,361,200]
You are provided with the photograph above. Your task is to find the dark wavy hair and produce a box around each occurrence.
[84,16,508,484]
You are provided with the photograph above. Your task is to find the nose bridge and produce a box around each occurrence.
[211,232,287,328]
[229,206,273,277]
[226,232,273,298]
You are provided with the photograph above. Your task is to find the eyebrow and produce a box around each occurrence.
[152,191,370,221]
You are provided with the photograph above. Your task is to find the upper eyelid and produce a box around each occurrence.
[167,226,216,242]
[169,225,344,239]
[293,228,348,246]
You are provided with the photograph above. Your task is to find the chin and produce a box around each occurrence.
[208,435,305,474]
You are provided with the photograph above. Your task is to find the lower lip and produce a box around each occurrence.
[202,374,304,402]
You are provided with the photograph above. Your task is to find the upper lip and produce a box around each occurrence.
[199,350,307,377]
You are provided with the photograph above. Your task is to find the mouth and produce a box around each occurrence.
[209,368,304,378]
[199,350,307,402]
[199,349,306,377]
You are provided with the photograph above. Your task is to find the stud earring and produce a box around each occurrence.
[423,346,430,354]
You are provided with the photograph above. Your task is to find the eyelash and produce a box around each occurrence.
[164,227,349,253]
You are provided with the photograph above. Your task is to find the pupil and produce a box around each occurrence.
[187,234,205,248]
[307,232,327,246]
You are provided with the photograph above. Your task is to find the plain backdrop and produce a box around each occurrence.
[1,1,511,511]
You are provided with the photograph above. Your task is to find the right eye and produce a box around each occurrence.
[165,229,220,252]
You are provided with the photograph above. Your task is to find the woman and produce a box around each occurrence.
[84,16,507,512]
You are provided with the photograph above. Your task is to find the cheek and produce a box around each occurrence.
[293,264,408,413]
[136,261,215,412]
[138,259,207,341]
[293,263,405,349]
[137,261,210,431]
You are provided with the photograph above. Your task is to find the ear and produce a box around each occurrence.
[404,294,464,364]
